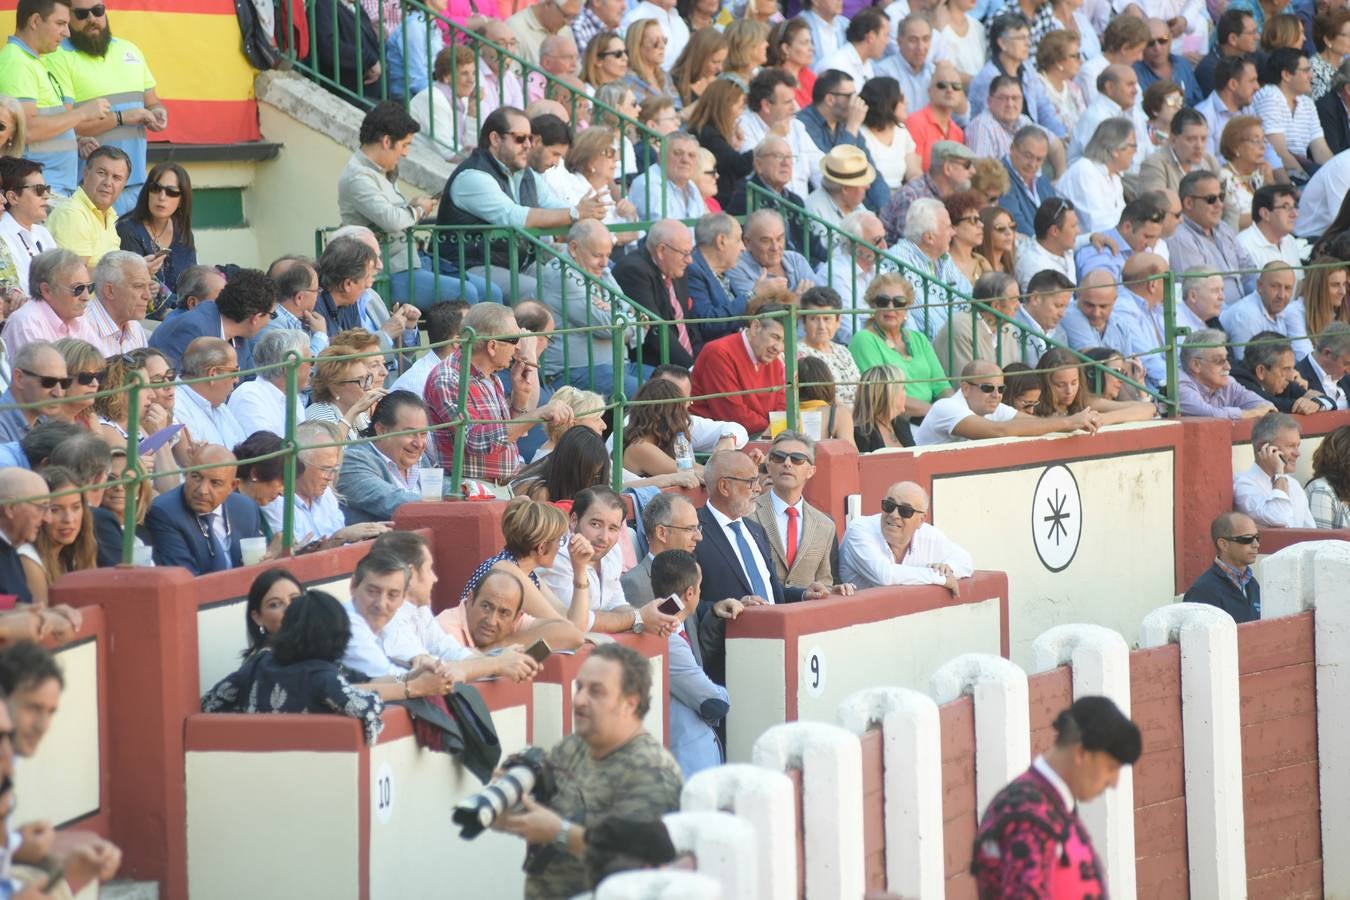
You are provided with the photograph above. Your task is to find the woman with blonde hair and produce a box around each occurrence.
[532,386,607,462]
[1261,12,1305,52]
[625,19,679,105]
[693,146,723,213]
[0,96,26,157]
[671,27,729,108]
[970,157,1011,206]
[94,347,187,491]
[51,338,106,429]
[19,466,99,605]
[686,78,753,207]
[1299,258,1349,335]
[721,20,769,91]
[849,274,955,418]
[545,126,640,246]
[306,346,386,439]
[582,30,629,90]
[851,365,915,450]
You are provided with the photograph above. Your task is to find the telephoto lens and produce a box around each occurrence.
[452,747,556,839]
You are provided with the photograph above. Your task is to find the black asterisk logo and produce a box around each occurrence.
[1043,488,1071,545]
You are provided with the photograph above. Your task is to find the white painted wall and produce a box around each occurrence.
[14,639,100,827]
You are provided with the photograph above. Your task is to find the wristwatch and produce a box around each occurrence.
[568,205,580,223]
[630,608,644,634]
[554,819,573,848]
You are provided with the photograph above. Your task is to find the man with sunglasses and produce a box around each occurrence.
[838,480,973,594]
[1183,511,1262,622]
[0,342,67,443]
[906,63,967,173]
[914,360,1100,445]
[1133,18,1202,107]
[1168,170,1258,305]
[45,0,165,215]
[1013,196,1079,291]
[0,247,98,362]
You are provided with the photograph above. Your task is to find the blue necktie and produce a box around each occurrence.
[728,520,769,601]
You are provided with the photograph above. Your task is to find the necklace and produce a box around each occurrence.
[150,217,172,249]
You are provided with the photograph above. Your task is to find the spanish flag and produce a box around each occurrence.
[0,0,260,143]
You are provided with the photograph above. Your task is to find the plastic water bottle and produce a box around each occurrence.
[674,432,694,471]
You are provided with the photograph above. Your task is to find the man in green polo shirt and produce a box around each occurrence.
[0,0,110,198]
[45,0,164,215]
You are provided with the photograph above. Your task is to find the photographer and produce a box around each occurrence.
[493,643,684,899]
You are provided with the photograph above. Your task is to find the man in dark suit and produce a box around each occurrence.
[1297,321,1350,409]
[685,213,745,343]
[693,450,831,685]
[0,468,51,604]
[1231,332,1334,414]
[1183,511,1261,623]
[611,219,701,370]
[145,445,264,575]
[148,268,277,371]
[726,138,828,265]
[1317,67,1350,157]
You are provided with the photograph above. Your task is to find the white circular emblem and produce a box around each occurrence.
[374,762,395,824]
[1031,464,1082,573]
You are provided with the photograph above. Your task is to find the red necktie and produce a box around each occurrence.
[665,276,693,355]
[785,506,799,569]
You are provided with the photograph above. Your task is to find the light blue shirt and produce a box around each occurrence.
[1119,289,1167,388]
[172,384,245,450]
[1014,306,1067,368]
[263,486,346,544]
[1061,298,1136,355]
[726,250,816,304]
[875,55,934,113]
[628,166,706,222]
[447,158,565,230]
[889,239,969,341]
[1220,293,1312,361]
[802,10,849,72]
[1074,227,1133,284]
[0,440,27,468]
[383,10,444,97]
[968,61,1066,138]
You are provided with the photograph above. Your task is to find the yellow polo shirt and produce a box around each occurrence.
[46,187,120,266]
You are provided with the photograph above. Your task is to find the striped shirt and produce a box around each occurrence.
[1252,85,1324,159]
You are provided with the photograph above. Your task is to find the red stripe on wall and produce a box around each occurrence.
[152,99,260,144]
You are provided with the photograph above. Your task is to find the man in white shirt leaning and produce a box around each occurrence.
[915,360,1101,445]
[839,480,974,593]
[226,329,308,440]
[1232,411,1317,528]
[173,337,245,450]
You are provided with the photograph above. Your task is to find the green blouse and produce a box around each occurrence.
[848,326,953,404]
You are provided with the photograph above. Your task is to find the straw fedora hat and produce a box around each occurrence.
[820,145,877,187]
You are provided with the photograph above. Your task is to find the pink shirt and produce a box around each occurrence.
[436,602,537,650]
[1,298,100,361]
[84,298,147,357]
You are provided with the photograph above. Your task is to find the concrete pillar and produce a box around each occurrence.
[681,763,797,900]
[930,653,1030,818]
[663,811,759,899]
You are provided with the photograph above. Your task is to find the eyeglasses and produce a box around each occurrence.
[663,522,703,534]
[1221,533,1260,544]
[501,131,532,146]
[880,497,925,519]
[72,3,105,19]
[659,242,694,260]
[74,370,105,386]
[1147,37,1170,47]
[599,48,628,58]
[956,214,981,226]
[1016,398,1038,412]
[871,294,909,309]
[1194,193,1223,205]
[768,449,812,465]
[308,463,340,479]
[1163,93,1184,108]
[338,374,376,389]
[61,281,95,297]
[148,182,183,198]
[934,81,964,91]
[18,369,72,390]
[719,474,762,490]
[975,383,1005,394]
[18,183,50,197]
[827,90,857,100]
[1271,203,1297,212]
[148,371,177,384]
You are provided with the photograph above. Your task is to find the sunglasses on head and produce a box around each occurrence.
[148,182,183,198]
[872,294,909,309]
[1222,533,1260,544]
[768,449,811,465]
[19,368,73,390]
[880,497,924,519]
[72,3,105,19]
[976,383,1005,394]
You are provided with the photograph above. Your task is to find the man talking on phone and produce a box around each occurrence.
[1233,411,1317,528]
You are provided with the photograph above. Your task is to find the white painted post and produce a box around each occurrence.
[930,653,1031,818]
[1140,603,1246,900]
[1031,625,1136,900]
[680,763,796,900]
[595,870,723,899]
[836,687,945,900]
[663,811,759,899]
[752,722,866,900]
[1259,539,1350,898]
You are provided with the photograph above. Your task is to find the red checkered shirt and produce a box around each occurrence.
[424,350,520,483]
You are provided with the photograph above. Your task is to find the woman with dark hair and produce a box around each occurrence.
[18,466,98,605]
[1311,9,1350,100]
[670,27,729,109]
[1142,80,1183,149]
[117,161,197,304]
[339,389,430,522]
[623,378,734,477]
[972,695,1142,897]
[242,568,303,657]
[94,347,187,490]
[796,355,854,443]
[978,207,1018,276]
[1001,361,1042,413]
[1306,425,1350,528]
[944,191,993,288]
[1035,348,1156,422]
[686,78,754,207]
[517,425,613,504]
[203,590,448,745]
[766,18,815,110]
[234,432,287,533]
[859,77,919,190]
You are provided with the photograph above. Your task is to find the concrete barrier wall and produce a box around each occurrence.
[722,574,1008,762]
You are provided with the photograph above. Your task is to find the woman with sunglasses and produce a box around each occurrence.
[624,20,679,106]
[0,96,25,159]
[1001,361,1042,413]
[306,346,387,440]
[978,206,1018,276]
[945,191,994,289]
[849,274,955,419]
[0,157,57,295]
[852,365,915,451]
[117,162,195,310]
[692,146,723,213]
[18,465,99,606]
[50,338,104,430]
[1142,81,1184,150]
[583,31,630,91]
[544,126,640,248]
[93,348,185,493]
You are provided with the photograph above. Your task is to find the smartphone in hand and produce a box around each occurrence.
[657,594,683,616]
[524,640,552,663]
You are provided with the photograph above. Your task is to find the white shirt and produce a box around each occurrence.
[173,384,246,450]
[263,487,347,543]
[1236,225,1307,287]
[1070,94,1148,174]
[537,534,629,625]
[1013,240,1076,291]
[1306,353,1347,410]
[705,499,777,602]
[838,515,974,588]
[819,43,875,88]
[768,491,805,561]
[1032,755,1076,811]
[0,213,55,294]
[737,112,823,200]
[817,252,875,344]
[621,2,689,72]
[340,599,400,678]
[913,390,1018,445]
[802,9,847,69]
[392,349,443,396]
[226,378,305,439]
[1055,159,1125,235]
[935,15,987,79]
[1295,149,1350,239]
[1232,461,1316,528]
[381,602,476,664]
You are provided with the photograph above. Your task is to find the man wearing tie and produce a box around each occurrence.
[693,450,831,685]
[145,444,264,574]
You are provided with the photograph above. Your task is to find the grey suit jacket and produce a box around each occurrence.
[750,492,838,589]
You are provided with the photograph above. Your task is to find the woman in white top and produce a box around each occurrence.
[544,126,640,249]
[935,0,988,83]
[1035,31,1086,135]
[858,77,920,189]
[409,47,478,159]
[1055,117,1136,233]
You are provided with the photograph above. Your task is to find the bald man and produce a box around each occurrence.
[838,481,973,594]
[1183,511,1261,623]
[0,468,51,603]
[914,361,1101,445]
[144,445,265,574]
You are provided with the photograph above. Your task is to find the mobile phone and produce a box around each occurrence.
[657,594,683,616]
[524,640,552,663]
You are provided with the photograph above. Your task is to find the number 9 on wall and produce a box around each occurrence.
[802,645,826,698]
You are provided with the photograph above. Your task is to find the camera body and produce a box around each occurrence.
[451,746,558,840]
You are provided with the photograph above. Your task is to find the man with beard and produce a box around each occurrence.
[46,0,166,215]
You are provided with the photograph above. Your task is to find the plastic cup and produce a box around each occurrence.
[420,467,445,501]
[800,409,824,441]
[240,537,267,566]
[768,410,787,437]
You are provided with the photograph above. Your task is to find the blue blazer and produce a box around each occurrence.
[145,486,264,575]
[685,249,742,342]
[692,504,805,685]
[147,302,256,372]
[0,540,31,604]
[998,156,1057,238]
[335,440,422,525]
